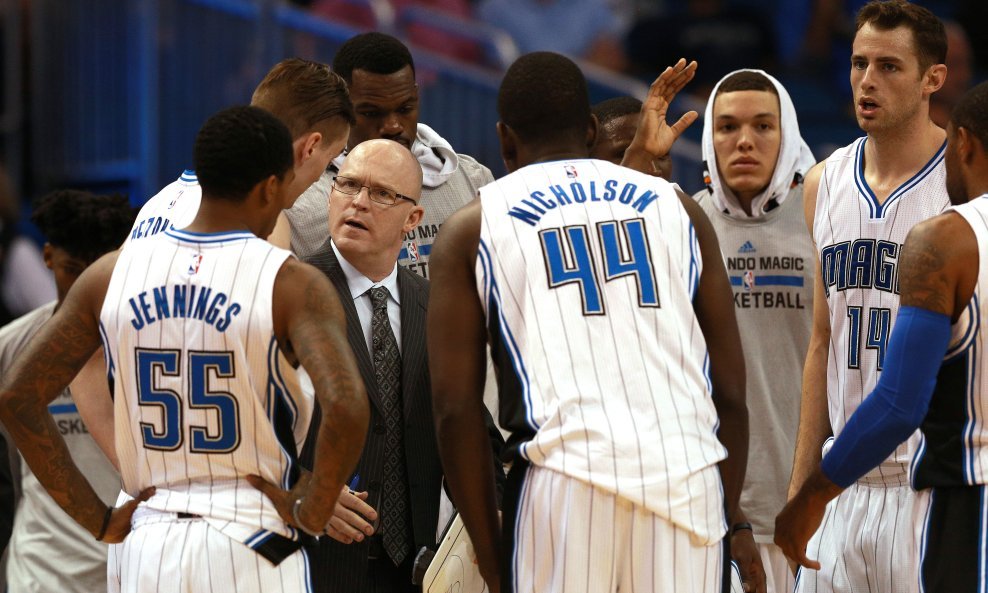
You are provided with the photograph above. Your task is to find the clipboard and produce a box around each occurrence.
[421,512,489,593]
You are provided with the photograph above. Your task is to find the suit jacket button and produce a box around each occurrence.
[374,423,386,434]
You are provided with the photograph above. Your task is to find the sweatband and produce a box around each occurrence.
[821,306,952,487]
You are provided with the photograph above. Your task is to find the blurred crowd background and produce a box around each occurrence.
[0,0,983,319]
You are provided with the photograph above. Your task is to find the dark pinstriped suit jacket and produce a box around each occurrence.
[301,241,440,592]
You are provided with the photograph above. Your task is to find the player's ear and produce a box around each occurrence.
[295,131,322,164]
[42,243,54,271]
[924,63,947,96]
[956,126,977,166]
[586,113,599,152]
[497,121,518,173]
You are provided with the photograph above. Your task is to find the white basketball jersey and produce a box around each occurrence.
[100,227,309,550]
[912,195,988,488]
[124,170,202,245]
[478,159,727,543]
[815,137,949,481]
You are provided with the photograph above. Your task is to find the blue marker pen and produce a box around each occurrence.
[348,474,360,492]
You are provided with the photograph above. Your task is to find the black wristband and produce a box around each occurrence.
[731,521,753,536]
[95,506,113,541]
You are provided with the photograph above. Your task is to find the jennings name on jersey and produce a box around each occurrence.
[478,158,728,543]
[100,227,309,557]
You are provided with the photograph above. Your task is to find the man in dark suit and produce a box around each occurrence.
[301,138,499,592]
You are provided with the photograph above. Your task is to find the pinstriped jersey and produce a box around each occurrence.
[478,158,727,543]
[912,195,988,488]
[124,170,202,245]
[100,227,309,550]
[815,137,949,482]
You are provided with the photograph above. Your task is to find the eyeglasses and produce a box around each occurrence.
[332,176,417,206]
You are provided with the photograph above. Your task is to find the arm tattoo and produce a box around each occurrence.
[899,237,951,315]
[288,269,367,513]
[0,308,105,534]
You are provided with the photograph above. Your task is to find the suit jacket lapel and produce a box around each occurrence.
[304,241,383,413]
[398,268,427,418]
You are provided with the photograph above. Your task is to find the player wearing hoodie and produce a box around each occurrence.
[694,69,817,593]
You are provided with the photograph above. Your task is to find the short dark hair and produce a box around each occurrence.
[332,32,415,84]
[856,0,947,71]
[498,52,590,144]
[952,81,988,152]
[251,58,355,139]
[31,190,135,263]
[592,96,642,126]
[716,71,779,96]
[193,106,294,202]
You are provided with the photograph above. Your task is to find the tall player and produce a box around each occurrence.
[777,80,988,593]
[785,2,949,592]
[126,57,352,246]
[0,106,369,592]
[428,51,748,593]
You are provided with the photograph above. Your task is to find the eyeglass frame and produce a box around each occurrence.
[331,175,418,206]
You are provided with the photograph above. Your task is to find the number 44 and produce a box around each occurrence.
[539,219,660,316]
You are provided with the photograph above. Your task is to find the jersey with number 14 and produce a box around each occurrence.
[815,137,948,481]
[477,158,727,543]
[100,228,309,549]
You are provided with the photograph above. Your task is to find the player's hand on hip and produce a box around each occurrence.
[773,494,825,571]
[324,485,377,544]
[246,471,312,527]
[101,486,155,544]
[730,528,767,593]
[625,58,699,164]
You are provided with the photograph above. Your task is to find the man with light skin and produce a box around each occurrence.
[784,2,949,592]
[288,139,505,593]
[777,79,988,593]
[694,69,817,593]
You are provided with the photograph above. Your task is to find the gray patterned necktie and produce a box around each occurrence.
[368,286,412,565]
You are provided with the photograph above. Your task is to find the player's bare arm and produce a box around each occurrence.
[776,211,976,569]
[788,162,832,502]
[622,59,699,175]
[249,258,369,535]
[429,199,502,593]
[676,189,764,591]
[69,347,119,470]
[898,212,977,319]
[0,252,153,542]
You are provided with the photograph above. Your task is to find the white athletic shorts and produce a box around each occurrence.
[794,479,928,593]
[508,464,726,593]
[114,507,311,593]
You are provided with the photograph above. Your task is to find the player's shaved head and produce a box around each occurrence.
[951,81,988,152]
[194,106,294,202]
[332,32,415,83]
[498,52,591,145]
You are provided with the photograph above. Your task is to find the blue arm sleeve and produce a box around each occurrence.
[820,306,952,488]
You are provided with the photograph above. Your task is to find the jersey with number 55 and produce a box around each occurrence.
[100,227,309,550]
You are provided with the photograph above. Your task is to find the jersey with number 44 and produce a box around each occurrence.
[477,159,728,544]
[815,137,949,480]
[100,228,309,547]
